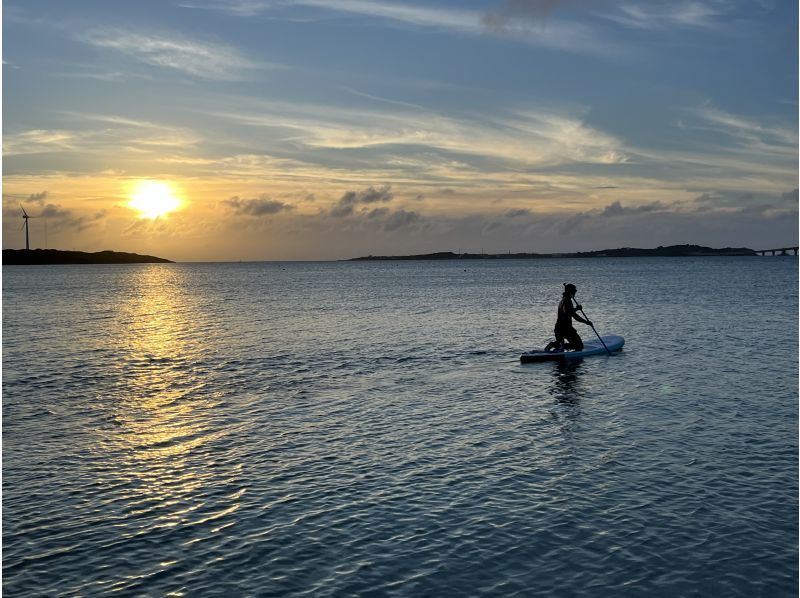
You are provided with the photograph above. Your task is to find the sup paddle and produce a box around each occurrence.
[573,300,612,356]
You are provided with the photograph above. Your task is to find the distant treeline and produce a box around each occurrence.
[3,249,173,265]
[350,244,757,261]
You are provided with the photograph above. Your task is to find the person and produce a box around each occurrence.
[544,283,593,352]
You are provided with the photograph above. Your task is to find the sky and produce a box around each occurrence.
[2,0,798,261]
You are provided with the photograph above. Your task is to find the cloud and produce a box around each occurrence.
[483,0,583,28]
[781,188,798,203]
[687,189,795,213]
[366,207,390,219]
[78,28,265,80]
[178,1,273,17]
[383,208,421,231]
[355,185,394,204]
[688,103,797,150]
[600,201,625,217]
[67,212,106,232]
[55,70,133,82]
[555,210,593,234]
[477,1,624,56]
[505,208,532,218]
[122,217,173,237]
[3,129,77,155]
[4,115,202,159]
[330,185,394,217]
[292,0,481,32]
[205,102,628,172]
[304,184,424,232]
[628,104,796,193]
[599,1,725,30]
[39,203,73,219]
[184,0,620,57]
[11,202,107,232]
[601,200,666,217]
[330,203,355,218]
[27,191,49,204]
[737,202,773,216]
[223,195,294,216]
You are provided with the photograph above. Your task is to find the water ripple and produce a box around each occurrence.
[3,259,797,596]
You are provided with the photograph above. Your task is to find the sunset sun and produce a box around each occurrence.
[128,180,181,219]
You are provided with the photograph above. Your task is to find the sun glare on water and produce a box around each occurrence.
[128,181,182,219]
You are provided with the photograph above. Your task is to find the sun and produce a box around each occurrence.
[128,180,182,219]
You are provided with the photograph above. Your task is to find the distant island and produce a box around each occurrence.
[3,249,173,265]
[350,244,759,261]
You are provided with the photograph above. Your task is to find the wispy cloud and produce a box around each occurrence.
[77,28,266,80]
[200,99,628,171]
[3,130,79,155]
[4,113,203,159]
[688,103,797,148]
[181,0,622,57]
[598,1,725,30]
[178,0,276,17]
[601,200,667,217]
[168,98,793,201]
[296,0,480,31]
[481,0,624,56]
[65,113,204,149]
[55,69,151,83]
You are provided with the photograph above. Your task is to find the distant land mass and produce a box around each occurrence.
[350,244,760,261]
[3,249,173,265]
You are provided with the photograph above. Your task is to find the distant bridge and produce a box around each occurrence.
[754,246,798,256]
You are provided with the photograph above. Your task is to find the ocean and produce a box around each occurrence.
[3,257,798,596]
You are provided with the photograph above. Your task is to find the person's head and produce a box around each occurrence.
[563,283,577,296]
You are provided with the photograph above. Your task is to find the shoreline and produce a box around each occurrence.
[348,244,761,261]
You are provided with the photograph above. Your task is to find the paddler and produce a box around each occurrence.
[544,283,593,352]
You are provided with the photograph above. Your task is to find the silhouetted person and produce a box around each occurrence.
[545,283,592,352]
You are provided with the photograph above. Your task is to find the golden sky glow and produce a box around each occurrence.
[128,181,182,220]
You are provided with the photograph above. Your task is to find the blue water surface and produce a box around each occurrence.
[3,257,798,596]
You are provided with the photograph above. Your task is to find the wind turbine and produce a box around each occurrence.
[20,205,36,250]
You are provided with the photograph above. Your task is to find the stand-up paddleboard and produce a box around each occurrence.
[520,335,624,363]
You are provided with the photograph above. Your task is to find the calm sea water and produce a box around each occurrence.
[3,258,798,597]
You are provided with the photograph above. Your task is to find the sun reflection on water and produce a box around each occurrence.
[92,265,242,565]
[115,266,210,459]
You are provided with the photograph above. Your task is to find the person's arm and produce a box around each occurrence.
[570,302,592,326]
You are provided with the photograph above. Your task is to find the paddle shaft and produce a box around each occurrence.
[572,299,612,355]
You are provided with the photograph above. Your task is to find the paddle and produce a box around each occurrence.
[573,299,612,356]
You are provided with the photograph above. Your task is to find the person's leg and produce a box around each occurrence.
[545,328,560,352]
[552,331,566,352]
[566,328,583,351]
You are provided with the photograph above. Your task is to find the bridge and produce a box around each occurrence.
[754,246,798,256]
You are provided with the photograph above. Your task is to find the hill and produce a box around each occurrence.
[349,245,757,260]
[3,249,173,265]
